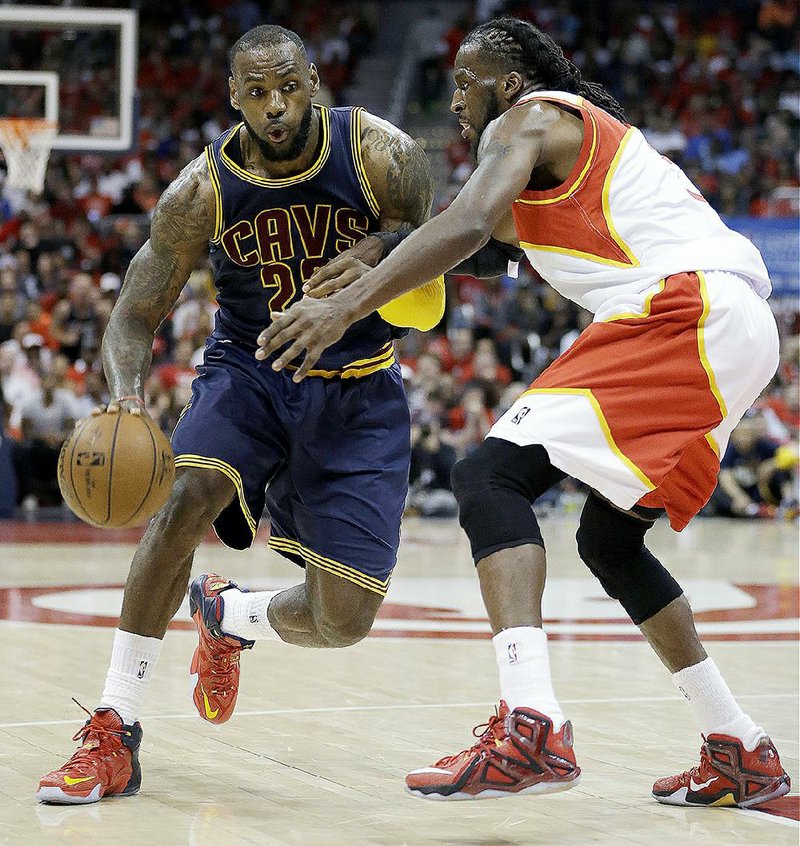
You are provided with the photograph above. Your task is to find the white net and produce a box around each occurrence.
[0,118,57,194]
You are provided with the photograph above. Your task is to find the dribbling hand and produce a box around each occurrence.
[88,395,148,420]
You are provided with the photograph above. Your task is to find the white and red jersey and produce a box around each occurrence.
[510,91,771,315]
[490,91,779,531]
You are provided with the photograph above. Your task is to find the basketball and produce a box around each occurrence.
[57,412,175,528]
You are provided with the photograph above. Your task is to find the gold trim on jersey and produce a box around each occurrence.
[696,271,728,420]
[268,535,391,596]
[705,432,720,457]
[602,279,666,322]
[518,240,637,268]
[516,116,640,269]
[205,146,224,243]
[219,105,331,187]
[514,108,598,206]
[520,387,656,491]
[285,343,395,379]
[350,107,381,218]
[173,454,257,537]
[601,126,639,266]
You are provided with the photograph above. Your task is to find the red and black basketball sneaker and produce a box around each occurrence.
[405,701,581,800]
[37,704,142,804]
[653,734,790,808]
[189,573,254,725]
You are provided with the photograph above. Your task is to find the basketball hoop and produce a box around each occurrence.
[0,118,57,194]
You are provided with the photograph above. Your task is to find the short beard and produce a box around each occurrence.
[242,103,314,162]
[472,96,501,155]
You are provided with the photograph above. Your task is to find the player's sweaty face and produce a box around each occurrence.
[230,45,315,161]
[451,48,500,149]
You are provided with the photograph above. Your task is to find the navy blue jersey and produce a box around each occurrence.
[205,105,393,372]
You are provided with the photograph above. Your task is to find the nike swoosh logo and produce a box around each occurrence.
[201,687,219,720]
[63,775,95,786]
[690,775,719,791]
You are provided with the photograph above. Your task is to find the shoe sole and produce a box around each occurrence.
[406,773,581,801]
[36,783,140,805]
[652,776,791,809]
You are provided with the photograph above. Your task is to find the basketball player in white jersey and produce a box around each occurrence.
[256,17,790,806]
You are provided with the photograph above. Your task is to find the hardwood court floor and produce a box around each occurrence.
[0,515,797,845]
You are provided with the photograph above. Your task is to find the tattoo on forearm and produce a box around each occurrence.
[118,244,184,327]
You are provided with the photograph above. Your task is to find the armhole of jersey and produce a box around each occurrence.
[205,145,224,243]
[514,104,598,206]
[350,108,381,219]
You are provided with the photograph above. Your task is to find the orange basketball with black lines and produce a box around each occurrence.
[58,412,175,528]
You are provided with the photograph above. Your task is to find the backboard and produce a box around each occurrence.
[0,6,137,153]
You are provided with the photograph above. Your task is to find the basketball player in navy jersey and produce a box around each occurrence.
[37,25,446,804]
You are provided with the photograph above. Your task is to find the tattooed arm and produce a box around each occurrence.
[257,104,546,378]
[360,111,434,234]
[102,155,215,411]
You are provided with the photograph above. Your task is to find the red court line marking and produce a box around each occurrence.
[0,586,797,641]
[752,794,799,821]
[0,520,271,544]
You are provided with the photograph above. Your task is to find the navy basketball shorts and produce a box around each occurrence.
[171,339,411,596]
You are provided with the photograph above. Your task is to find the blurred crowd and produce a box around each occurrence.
[0,0,797,520]
[425,0,799,217]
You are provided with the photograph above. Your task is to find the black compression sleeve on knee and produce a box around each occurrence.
[460,486,545,563]
[576,493,683,625]
[452,440,565,564]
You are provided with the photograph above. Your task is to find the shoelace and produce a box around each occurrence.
[206,644,240,697]
[434,707,506,768]
[676,742,715,784]
[64,699,128,772]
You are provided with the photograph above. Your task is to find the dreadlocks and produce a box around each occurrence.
[462,17,626,122]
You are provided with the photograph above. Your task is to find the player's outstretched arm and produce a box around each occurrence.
[102,156,216,413]
[258,105,546,379]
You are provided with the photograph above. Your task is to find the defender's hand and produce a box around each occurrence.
[302,234,383,298]
[256,297,353,382]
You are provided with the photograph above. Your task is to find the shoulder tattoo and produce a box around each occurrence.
[362,122,434,227]
[151,156,215,247]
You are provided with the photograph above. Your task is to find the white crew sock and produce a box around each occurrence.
[220,587,286,641]
[493,626,565,728]
[99,629,163,725]
[672,657,766,750]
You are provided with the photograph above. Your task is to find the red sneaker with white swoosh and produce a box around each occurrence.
[405,701,581,800]
[652,734,790,808]
[189,573,254,725]
[37,704,142,804]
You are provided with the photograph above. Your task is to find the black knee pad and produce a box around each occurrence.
[576,492,682,625]
[452,438,565,564]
